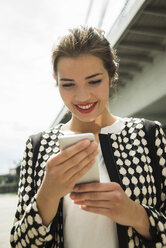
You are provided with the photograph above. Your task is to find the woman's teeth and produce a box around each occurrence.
[77,103,94,109]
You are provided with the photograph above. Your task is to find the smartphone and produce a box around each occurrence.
[59,133,100,184]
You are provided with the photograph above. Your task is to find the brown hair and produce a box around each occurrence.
[52,26,119,84]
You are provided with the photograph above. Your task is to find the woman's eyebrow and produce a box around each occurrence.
[60,78,74,82]
[85,73,103,79]
[60,73,103,82]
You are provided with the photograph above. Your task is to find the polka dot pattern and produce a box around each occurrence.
[10,125,63,248]
[110,120,156,206]
[10,119,166,248]
[109,118,166,247]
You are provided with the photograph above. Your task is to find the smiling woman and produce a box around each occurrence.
[10,26,166,248]
[53,26,119,130]
[57,54,111,125]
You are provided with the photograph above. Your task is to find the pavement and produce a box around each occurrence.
[0,194,18,248]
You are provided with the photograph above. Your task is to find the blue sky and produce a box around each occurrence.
[0,0,126,174]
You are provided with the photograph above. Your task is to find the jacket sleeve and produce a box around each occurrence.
[10,137,54,248]
[141,122,166,247]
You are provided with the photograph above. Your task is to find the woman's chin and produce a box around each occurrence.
[74,114,96,123]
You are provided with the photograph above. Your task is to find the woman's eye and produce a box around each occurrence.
[89,79,102,85]
[61,83,75,88]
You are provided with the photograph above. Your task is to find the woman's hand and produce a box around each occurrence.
[42,139,98,199]
[70,182,135,225]
[36,139,98,226]
[70,182,151,239]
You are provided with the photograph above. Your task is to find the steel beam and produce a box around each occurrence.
[143,7,166,17]
[119,72,134,81]
[130,26,166,37]
[119,41,164,51]
[120,54,153,63]
[119,63,142,72]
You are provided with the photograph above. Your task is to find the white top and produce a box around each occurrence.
[63,117,125,248]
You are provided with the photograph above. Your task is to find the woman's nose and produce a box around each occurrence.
[75,87,90,102]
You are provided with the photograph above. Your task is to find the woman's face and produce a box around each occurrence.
[57,54,111,123]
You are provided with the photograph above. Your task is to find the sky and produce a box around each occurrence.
[0,0,126,174]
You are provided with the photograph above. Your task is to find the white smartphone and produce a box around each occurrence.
[59,133,100,184]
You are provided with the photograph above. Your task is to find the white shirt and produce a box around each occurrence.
[63,117,125,248]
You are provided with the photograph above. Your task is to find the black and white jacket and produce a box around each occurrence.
[10,118,166,248]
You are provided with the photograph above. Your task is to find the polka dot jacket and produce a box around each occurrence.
[10,118,166,248]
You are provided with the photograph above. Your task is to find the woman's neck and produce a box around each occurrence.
[62,109,117,134]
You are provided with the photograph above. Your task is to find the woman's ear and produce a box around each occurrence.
[109,78,113,87]
[52,74,56,80]
[52,74,58,86]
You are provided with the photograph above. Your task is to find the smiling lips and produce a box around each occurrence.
[75,102,97,113]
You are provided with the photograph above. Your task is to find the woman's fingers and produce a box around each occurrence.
[44,140,99,198]
[73,182,120,193]
[62,141,98,173]
[64,151,98,181]
[70,191,117,201]
[48,139,91,166]
[70,182,138,227]
[47,140,98,170]
[69,159,95,183]
[73,199,111,208]
[80,206,109,217]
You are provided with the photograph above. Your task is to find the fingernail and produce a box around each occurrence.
[82,140,90,147]
[73,186,79,191]
[93,150,99,156]
[70,194,75,199]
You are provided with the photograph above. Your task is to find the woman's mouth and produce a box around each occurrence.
[75,102,97,113]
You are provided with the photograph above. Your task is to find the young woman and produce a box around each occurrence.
[10,26,166,248]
